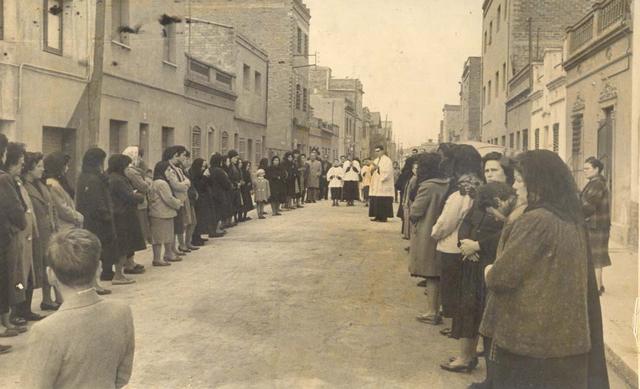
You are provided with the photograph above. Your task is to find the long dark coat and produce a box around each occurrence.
[240,169,254,212]
[192,173,213,235]
[581,175,612,268]
[76,171,118,266]
[8,179,36,304]
[408,178,449,278]
[266,165,287,203]
[209,167,233,221]
[108,173,146,257]
[226,164,243,213]
[282,160,298,197]
[24,180,58,289]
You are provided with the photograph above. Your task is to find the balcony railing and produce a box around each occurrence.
[567,0,630,55]
[569,16,594,53]
[598,0,627,32]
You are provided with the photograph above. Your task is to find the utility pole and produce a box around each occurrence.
[88,0,106,147]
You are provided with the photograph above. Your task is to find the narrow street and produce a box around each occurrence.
[0,201,630,388]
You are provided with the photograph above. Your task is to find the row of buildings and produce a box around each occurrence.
[0,0,399,183]
[438,0,637,247]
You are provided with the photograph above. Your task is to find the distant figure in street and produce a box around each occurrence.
[393,161,401,202]
[21,228,135,389]
[369,145,395,222]
[361,159,372,207]
[307,151,322,203]
[327,159,344,207]
[320,154,331,200]
[581,156,612,295]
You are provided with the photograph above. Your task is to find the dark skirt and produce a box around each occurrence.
[330,187,341,199]
[439,251,462,318]
[587,228,612,268]
[241,187,254,212]
[194,193,213,236]
[114,210,146,257]
[490,342,588,389]
[174,208,185,234]
[451,259,484,339]
[343,181,359,201]
[363,186,369,201]
[368,196,394,219]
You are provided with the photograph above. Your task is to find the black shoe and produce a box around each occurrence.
[23,312,45,321]
[209,233,225,238]
[124,267,145,275]
[96,287,112,295]
[100,272,115,281]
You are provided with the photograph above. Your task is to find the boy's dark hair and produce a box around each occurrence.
[477,182,515,210]
[22,152,44,177]
[585,156,604,173]
[162,145,187,162]
[47,229,101,287]
[5,142,26,169]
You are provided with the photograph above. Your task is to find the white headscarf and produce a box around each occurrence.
[122,146,140,166]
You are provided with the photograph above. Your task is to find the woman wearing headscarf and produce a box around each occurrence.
[149,160,184,265]
[122,146,150,274]
[208,153,232,236]
[397,155,418,239]
[239,160,255,221]
[189,157,211,245]
[5,143,42,326]
[282,152,297,210]
[266,156,286,216]
[75,147,115,295]
[408,153,449,322]
[43,151,83,231]
[480,150,608,388]
[107,154,146,285]
[23,152,61,312]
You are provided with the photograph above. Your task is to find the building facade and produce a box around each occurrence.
[481,0,594,145]
[441,104,462,143]
[192,0,312,156]
[564,0,636,246]
[459,57,482,141]
[308,117,338,160]
[311,93,352,158]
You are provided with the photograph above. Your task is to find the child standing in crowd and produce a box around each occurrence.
[327,159,344,207]
[361,159,372,207]
[254,169,271,219]
[21,229,135,389]
[149,161,183,266]
[342,157,361,206]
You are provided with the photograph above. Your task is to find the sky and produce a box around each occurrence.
[305,0,482,147]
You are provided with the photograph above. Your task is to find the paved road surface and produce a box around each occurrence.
[0,201,631,388]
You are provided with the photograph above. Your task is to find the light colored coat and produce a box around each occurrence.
[47,178,83,231]
[21,290,135,389]
[369,154,394,197]
[125,165,152,210]
[431,191,473,254]
[166,163,190,202]
[254,177,271,203]
[307,160,322,188]
[327,166,344,188]
[148,180,183,219]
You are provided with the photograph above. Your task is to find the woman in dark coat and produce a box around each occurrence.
[225,152,242,226]
[396,155,418,235]
[107,154,145,285]
[266,156,286,216]
[281,152,297,209]
[239,160,255,221]
[581,156,612,295]
[75,148,116,294]
[23,152,62,311]
[208,153,232,236]
[189,158,211,245]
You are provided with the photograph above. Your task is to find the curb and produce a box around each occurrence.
[605,342,638,388]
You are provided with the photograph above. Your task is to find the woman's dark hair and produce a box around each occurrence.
[477,182,515,210]
[22,152,44,177]
[416,152,444,184]
[81,148,107,174]
[515,150,582,223]
[585,156,604,174]
[271,155,281,164]
[162,145,187,162]
[107,154,131,175]
[450,144,483,179]
[190,158,205,180]
[5,142,26,169]
[241,160,251,171]
[44,151,75,197]
[437,143,456,178]
[209,153,224,169]
[153,161,171,181]
[482,152,515,185]
[283,151,293,162]
[258,158,269,171]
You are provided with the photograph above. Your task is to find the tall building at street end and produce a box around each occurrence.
[481,0,594,146]
[564,0,635,246]
[192,0,312,156]
[440,104,462,143]
[459,57,482,141]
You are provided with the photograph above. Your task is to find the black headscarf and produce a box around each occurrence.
[43,151,75,198]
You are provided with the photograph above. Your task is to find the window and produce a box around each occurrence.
[216,72,232,87]
[1,0,4,40]
[497,5,501,31]
[482,86,486,108]
[255,139,262,163]
[234,133,239,150]
[302,88,308,112]
[553,123,560,153]
[516,131,520,150]
[297,27,302,54]
[161,126,174,152]
[534,128,540,149]
[484,31,487,52]
[191,126,202,158]
[522,129,528,151]
[243,64,251,90]
[190,59,209,80]
[495,71,499,97]
[163,23,177,64]
[254,71,262,95]
[139,123,149,157]
[487,81,492,105]
[304,34,309,56]
[295,84,301,110]
[239,138,246,160]
[221,131,229,155]
[109,120,127,156]
[111,0,129,44]
[247,139,253,163]
[489,21,493,44]
[509,133,514,148]
[501,135,506,146]
[208,127,216,155]
[44,0,63,55]
[503,63,506,91]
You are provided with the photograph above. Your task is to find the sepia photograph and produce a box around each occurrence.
[0,0,638,387]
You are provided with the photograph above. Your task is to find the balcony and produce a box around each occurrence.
[566,0,630,59]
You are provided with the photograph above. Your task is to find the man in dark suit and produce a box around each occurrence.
[21,229,135,388]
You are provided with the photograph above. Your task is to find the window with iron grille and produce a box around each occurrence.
[221,131,229,156]
[111,0,130,44]
[191,126,202,158]
[554,123,560,153]
[297,27,302,54]
[534,128,540,149]
[571,116,581,156]
[295,84,301,110]
[255,140,262,163]
[239,138,246,160]
[303,88,308,112]
[509,133,514,148]
[522,129,528,151]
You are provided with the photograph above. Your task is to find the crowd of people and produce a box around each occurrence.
[396,144,612,388]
